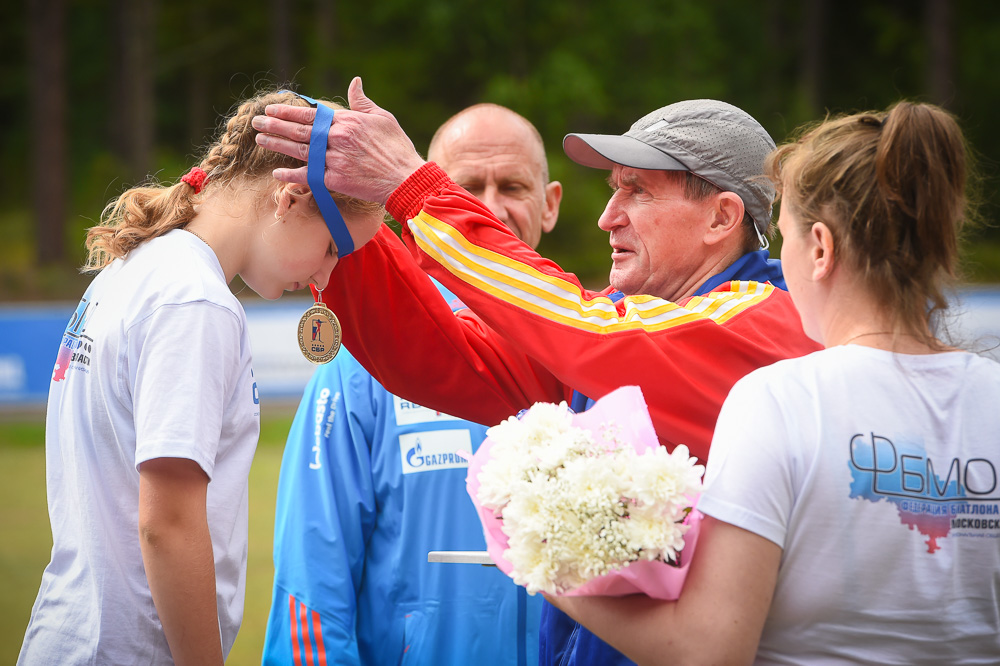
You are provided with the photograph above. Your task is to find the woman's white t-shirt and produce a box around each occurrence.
[700,345,1000,665]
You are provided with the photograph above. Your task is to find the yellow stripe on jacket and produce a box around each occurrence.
[408,211,775,333]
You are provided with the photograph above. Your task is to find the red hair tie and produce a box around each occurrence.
[181,167,208,194]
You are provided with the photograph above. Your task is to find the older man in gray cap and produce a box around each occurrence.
[564,98,776,302]
[252,78,819,666]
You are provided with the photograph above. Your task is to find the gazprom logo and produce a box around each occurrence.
[399,429,472,475]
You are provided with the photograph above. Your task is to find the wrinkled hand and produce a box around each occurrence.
[252,77,426,205]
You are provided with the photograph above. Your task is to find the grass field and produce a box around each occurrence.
[0,406,296,665]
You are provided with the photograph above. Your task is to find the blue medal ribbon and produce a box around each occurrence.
[279,91,355,258]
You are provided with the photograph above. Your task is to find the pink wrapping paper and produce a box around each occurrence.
[465,385,702,599]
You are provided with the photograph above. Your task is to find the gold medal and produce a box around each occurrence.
[297,291,342,364]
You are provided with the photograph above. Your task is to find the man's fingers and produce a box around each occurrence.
[271,166,309,186]
[264,103,317,124]
[252,115,314,146]
[255,132,310,163]
[347,77,391,118]
[347,77,370,111]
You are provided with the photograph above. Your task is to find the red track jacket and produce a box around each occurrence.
[319,163,819,463]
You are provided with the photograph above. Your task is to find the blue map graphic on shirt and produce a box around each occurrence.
[847,433,965,554]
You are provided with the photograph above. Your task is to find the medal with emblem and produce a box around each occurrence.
[297,290,342,364]
[286,92,352,365]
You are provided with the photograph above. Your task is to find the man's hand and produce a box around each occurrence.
[252,77,426,206]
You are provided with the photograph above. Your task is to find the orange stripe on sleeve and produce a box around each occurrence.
[289,595,303,666]
[300,601,316,666]
[311,609,327,666]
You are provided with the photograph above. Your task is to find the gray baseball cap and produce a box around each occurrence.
[563,99,777,237]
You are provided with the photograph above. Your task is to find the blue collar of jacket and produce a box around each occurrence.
[604,250,786,304]
[695,249,786,295]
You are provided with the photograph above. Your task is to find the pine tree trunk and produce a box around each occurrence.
[29,0,68,265]
[926,0,954,108]
[272,0,292,85]
[800,0,827,115]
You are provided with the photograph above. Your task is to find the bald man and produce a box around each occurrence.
[261,105,561,666]
[428,103,561,249]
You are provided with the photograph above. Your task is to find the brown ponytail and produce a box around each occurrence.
[766,101,976,348]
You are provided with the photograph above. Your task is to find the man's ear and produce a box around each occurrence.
[810,221,836,280]
[541,180,563,233]
[704,191,744,246]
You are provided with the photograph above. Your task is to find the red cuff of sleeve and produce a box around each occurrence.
[386,162,454,224]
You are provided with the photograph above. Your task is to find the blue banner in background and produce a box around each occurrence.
[0,304,69,405]
[947,288,1000,358]
[0,300,320,407]
[3,289,1000,408]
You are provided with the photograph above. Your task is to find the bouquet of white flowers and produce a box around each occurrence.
[466,385,704,597]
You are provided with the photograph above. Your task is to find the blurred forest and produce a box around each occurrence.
[3,0,1000,301]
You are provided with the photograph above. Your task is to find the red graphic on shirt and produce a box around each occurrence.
[52,345,72,382]
[53,296,96,382]
[898,512,952,554]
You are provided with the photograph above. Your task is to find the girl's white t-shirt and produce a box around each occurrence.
[19,230,260,665]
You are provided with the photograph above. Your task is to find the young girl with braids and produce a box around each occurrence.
[546,102,1000,664]
[18,90,383,666]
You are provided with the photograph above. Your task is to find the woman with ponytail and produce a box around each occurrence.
[546,102,999,664]
[18,90,383,666]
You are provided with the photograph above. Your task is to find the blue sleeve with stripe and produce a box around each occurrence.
[262,350,376,665]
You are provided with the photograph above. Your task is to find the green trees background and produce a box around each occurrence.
[4,0,999,300]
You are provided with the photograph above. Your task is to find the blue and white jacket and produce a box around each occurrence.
[262,283,540,666]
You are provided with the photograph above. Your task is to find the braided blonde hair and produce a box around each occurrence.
[85,89,382,271]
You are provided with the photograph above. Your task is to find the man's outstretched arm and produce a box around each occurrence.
[254,79,574,425]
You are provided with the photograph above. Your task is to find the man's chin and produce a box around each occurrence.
[608,270,637,296]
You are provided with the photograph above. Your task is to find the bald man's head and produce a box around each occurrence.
[428,104,561,249]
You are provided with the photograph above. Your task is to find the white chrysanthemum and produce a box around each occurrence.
[476,403,702,596]
[628,445,703,506]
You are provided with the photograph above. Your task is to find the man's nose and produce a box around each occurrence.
[597,194,625,231]
[480,186,509,224]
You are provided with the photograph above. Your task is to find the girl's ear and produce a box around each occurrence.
[810,221,836,281]
[274,183,313,219]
